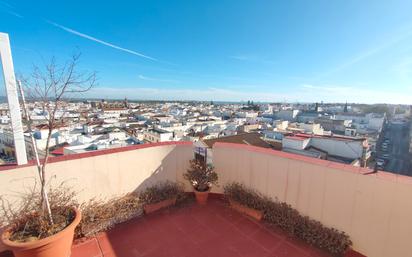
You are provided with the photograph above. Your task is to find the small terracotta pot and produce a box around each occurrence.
[143,197,177,214]
[229,199,263,221]
[1,207,81,257]
[194,188,210,205]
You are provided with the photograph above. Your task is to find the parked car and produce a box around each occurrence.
[376,159,385,166]
[382,154,390,159]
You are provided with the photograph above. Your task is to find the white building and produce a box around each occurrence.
[282,134,370,165]
[276,110,300,121]
[144,128,174,143]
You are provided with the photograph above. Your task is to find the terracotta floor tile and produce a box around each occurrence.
[71,238,102,257]
[250,227,284,251]
[1,198,333,257]
[234,216,261,235]
[271,242,311,257]
[95,233,114,255]
[0,251,13,257]
[188,223,218,244]
[230,236,270,257]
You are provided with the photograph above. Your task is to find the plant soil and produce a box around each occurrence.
[9,207,75,243]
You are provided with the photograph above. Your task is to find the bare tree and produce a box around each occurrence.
[19,53,97,224]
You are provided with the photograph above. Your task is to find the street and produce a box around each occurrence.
[379,121,411,175]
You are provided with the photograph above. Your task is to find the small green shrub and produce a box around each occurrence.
[224,182,352,256]
[138,181,184,205]
[184,159,218,192]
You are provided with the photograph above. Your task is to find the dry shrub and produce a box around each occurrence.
[138,181,185,206]
[0,182,78,242]
[224,182,268,211]
[75,193,142,238]
[224,182,352,256]
[0,182,143,241]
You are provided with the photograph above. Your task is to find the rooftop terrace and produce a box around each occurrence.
[1,141,411,257]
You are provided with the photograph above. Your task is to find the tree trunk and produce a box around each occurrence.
[40,126,54,225]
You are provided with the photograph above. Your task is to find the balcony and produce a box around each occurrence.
[1,141,412,257]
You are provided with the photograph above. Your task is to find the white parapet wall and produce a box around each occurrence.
[0,142,193,207]
[212,142,412,257]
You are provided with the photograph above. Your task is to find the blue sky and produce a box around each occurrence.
[1,0,412,104]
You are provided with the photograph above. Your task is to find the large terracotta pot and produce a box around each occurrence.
[194,188,210,205]
[144,197,177,214]
[1,207,81,257]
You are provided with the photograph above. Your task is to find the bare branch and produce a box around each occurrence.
[17,52,97,225]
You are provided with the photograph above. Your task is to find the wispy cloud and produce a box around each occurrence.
[0,1,13,8]
[301,84,352,93]
[318,26,412,78]
[301,84,412,104]
[138,75,179,83]
[0,1,23,18]
[86,86,290,102]
[230,55,253,61]
[4,9,23,18]
[230,54,276,65]
[45,20,157,61]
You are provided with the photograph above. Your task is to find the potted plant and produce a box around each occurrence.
[184,159,218,204]
[138,181,184,214]
[1,53,96,257]
[224,183,264,221]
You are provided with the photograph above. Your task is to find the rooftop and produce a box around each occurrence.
[0,142,410,257]
[202,132,272,149]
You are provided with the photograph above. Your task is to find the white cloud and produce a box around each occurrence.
[301,84,352,93]
[85,86,290,102]
[318,26,412,78]
[230,55,276,65]
[45,20,157,61]
[4,9,23,18]
[301,84,412,104]
[0,1,23,18]
[27,84,412,104]
[138,75,178,83]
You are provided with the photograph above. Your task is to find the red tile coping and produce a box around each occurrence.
[0,141,193,172]
[214,142,411,185]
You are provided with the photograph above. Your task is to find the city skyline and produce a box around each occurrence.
[1,0,412,104]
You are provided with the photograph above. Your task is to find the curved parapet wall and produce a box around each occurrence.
[212,142,412,257]
[0,142,194,204]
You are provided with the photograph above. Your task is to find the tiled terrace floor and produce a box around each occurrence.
[1,197,332,257]
[73,197,331,257]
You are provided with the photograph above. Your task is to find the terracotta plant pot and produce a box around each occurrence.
[1,207,81,257]
[229,199,263,221]
[143,197,177,214]
[194,188,210,205]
